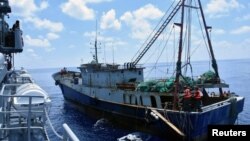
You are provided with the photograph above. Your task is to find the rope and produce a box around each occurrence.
[172,25,176,74]
[194,0,212,61]
[45,108,63,140]
[131,0,178,61]
[145,26,175,79]
[183,0,192,75]
[142,32,166,65]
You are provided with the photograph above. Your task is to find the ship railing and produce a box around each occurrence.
[0,84,80,141]
[62,123,80,141]
[97,64,144,71]
[0,84,48,141]
[201,97,236,112]
[0,96,47,141]
[118,64,144,70]
[8,76,34,84]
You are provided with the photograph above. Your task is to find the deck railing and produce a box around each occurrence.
[0,85,47,141]
[0,84,79,141]
[62,123,80,141]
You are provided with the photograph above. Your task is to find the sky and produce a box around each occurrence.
[5,0,250,69]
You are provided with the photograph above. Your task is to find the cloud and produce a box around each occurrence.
[241,38,250,48]
[25,17,64,33]
[205,0,243,18]
[61,0,94,20]
[120,4,163,40]
[9,0,49,17]
[83,31,126,47]
[100,9,121,30]
[214,40,233,48]
[9,1,58,56]
[83,31,95,37]
[24,35,50,48]
[40,1,49,10]
[212,38,250,60]
[60,0,112,21]
[24,35,55,52]
[235,14,250,21]
[10,0,63,35]
[133,4,164,20]
[26,48,38,57]
[230,26,250,34]
[27,49,34,53]
[47,33,60,40]
[212,28,226,35]
[85,0,112,3]
[24,32,59,52]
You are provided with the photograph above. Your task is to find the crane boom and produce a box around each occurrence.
[131,0,182,67]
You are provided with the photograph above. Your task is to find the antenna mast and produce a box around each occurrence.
[94,20,98,63]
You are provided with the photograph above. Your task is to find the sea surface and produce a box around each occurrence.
[28,59,250,141]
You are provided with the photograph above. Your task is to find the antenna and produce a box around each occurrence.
[90,20,101,64]
[112,42,114,65]
[94,20,98,63]
[103,43,106,64]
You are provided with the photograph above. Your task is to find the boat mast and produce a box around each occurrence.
[173,0,185,110]
[94,20,98,63]
[197,0,222,94]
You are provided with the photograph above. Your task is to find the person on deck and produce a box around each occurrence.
[12,20,20,30]
[183,86,192,111]
[194,87,203,112]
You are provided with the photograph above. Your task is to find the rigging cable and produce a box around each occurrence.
[145,26,175,79]
[180,0,212,74]
[182,8,188,75]
[182,0,194,80]
[194,0,212,61]
[142,28,167,65]
[143,30,167,79]
[183,0,193,75]
[172,25,176,75]
[131,0,178,62]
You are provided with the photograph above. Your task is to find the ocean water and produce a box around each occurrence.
[28,59,250,141]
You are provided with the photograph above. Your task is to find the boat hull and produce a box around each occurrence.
[57,81,244,141]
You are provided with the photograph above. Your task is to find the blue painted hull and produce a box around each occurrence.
[58,83,244,141]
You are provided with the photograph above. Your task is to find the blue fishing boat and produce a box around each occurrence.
[53,0,244,140]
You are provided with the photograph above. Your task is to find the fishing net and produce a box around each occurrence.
[196,70,216,84]
[137,80,157,92]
